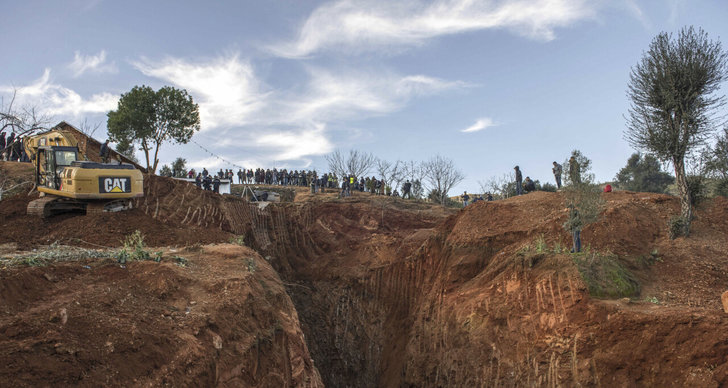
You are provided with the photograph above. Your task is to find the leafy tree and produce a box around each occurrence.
[158,164,173,177]
[107,85,200,174]
[422,155,465,205]
[115,138,139,164]
[563,149,594,186]
[171,157,187,178]
[625,26,728,236]
[615,153,674,193]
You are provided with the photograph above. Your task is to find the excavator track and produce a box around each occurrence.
[27,195,86,218]
[27,196,59,218]
[28,196,135,218]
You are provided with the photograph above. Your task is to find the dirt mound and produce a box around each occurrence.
[0,189,231,249]
[0,244,322,387]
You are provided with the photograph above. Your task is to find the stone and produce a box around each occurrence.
[721,291,728,313]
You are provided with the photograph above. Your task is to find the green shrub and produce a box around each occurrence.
[574,253,640,299]
[715,178,728,197]
[669,216,688,239]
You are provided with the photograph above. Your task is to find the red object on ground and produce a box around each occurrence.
[604,184,612,192]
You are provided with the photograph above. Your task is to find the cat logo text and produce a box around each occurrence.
[99,177,132,193]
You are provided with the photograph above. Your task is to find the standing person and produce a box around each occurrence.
[552,161,563,189]
[569,156,581,185]
[202,168,209,178]
[0,132,6,160]
[6,132,16,161]
[203,175,212,190]
[514,166,523,196]
[237,169,244,184]
[195,173,202,189]
[11,138,22,162]
[99,140,110,163]
[566,205,582,253]
[213,176,221,193]
[461,191,470,206]
[402,180,412,199]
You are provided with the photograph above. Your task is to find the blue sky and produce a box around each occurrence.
[2,0,727,193]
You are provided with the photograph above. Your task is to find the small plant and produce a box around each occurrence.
[646,296,659,304]
[669,216,688,239]
[517,244,532,254]
[118,230,151,263]
[535,234,548,253]
[229,235,245,246]
[173,256,188,267]
[553,241,563,254]
[246,257,257,273]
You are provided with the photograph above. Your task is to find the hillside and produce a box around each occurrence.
[1,160,728,386]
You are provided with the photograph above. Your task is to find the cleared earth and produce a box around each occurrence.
[1,160,727,387]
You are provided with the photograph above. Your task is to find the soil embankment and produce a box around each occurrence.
[2,161,728,386]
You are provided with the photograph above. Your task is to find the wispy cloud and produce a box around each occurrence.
[67,50,118,77]
[133,55,467,163]
[461,117,497,133]
[270,0,597,57]
[281,68,467,124]
[0,69,118,117]
[132,55,269,129]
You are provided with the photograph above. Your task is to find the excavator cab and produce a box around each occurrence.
[35,146,79,190]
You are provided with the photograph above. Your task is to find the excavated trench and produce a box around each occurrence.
[130,176,728,386]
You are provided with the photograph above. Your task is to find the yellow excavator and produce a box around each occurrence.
[24,124,144,217]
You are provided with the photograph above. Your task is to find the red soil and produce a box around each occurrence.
[2,160,728,386]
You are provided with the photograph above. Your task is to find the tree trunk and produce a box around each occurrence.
[673,157,692,236]
[141,140,151,173]
[152,142,161,175]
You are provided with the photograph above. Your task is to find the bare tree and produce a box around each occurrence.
[479,172,515,200]
[388,160,406,192]
[77,118,102,139]
[375,158,392,185]
[375,158,405,189]
[1,89,51,138]
[422,155,465,205]
[325,149,376,179]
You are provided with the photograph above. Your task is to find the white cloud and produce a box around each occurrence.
[270,0,597,57]
[255,122,334,161]
[282,68,467,124]
[461,117,497,133]
[131,55,467,164]
[0,68,118,118]
[132,55,268,129]
[67,50,118,77]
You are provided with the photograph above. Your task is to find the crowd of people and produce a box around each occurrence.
[0,132,29,162]
[182,166,420,200]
